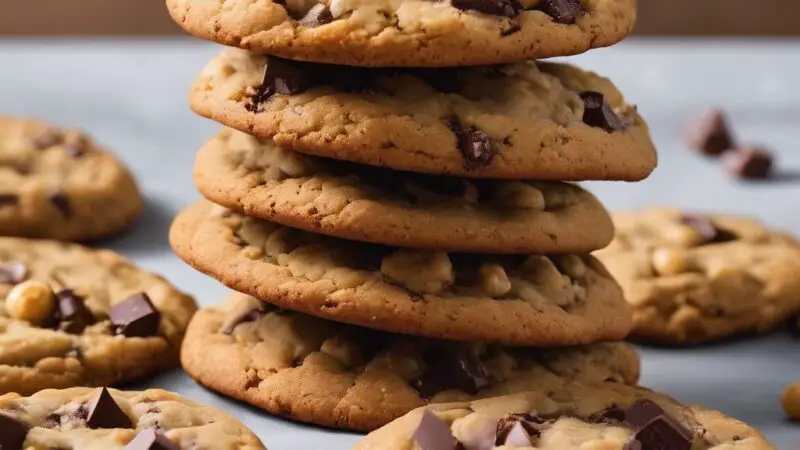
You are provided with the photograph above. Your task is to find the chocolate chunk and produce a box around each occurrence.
[534,0,583,24]
[86,388,132,429]
[623,440,643,450]
[222,306,264,334]
[681,215,737,244]
[684,109,735,156]
[0,413,28,450]
[299,4,334,27]
[412,410,459,450]
[412,350,489,397]
[451,0,521,17]
[0,194,19,206]
[110,293,161,338]
[501,22,522,36]
[32,130,63,150]
[0,262,28,284]
[723,146,774,180]
[446,116,498,170]
[55,289,94,334]
[499,421,532,446]
[580,91,626,132]
[124,428,179,450]
[633,414,692,450]
[49,191,71,219]
[625,399,665,428]
[247,57,318,111]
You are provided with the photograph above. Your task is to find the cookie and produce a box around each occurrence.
[0,117,143,241]
[181,293,639,431]
[356,382,774,450]
[0,387,266,449]
[189,50,656,181]
[170,201,631,346]
[167,0,636,67]
[195,129,614,254]
[0,237,197,395]
[595,207,800,345]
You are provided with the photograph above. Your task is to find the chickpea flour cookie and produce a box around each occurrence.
[167,0,636,67]
[356,382,775,450]
[170,201,631,346]
[595,207,800,345]
[189,50,656,181]
[181,293,639,431]
[195,129,614,254]
[0,117,143,241]
[0,387,266,449]
[0,238,197,395]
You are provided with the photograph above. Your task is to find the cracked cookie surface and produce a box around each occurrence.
[170,201,631,346]
[595,207,800,345]
[195,129,614,254]
[181,293,639,431]
[0,117,143,241]
[0,238,197,395]
[167,0,635,67]
[189,50,656,181]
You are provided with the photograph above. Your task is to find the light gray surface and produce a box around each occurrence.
[0,38,798,448]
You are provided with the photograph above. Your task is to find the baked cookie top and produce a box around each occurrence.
[190,50,656,181]
[0,387,266,450]
[596,207,800,344]
[170,201,631,346]
[0,117,143,241]
[355,382,775,450]
[168,0,635,67]
[181,293,639,431]
[0,238,197,395]
[194,129,614,254]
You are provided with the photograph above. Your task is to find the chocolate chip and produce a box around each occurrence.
[222,306,264,334]
[412,410,459,450]
[534,0,583,24]
[412,349,489,397]
[498,421,532,446]
[124,428,179,450]
[451,0,521,17]
[55,289,94,334]
[0,262,28,284]
[446,116,497,170]
[86,388,132,429]
[723,146,774,180]
[247,57,318,111]
[623,440,643,450]
[633,414,692,450]
[580,91,626,132]
[299,4,334,27]
[684,109,735,156]
[49,191,71,219]
[0,413,28,450]
[32,130,64,150]
[625,399,665,428]
[0,194,19,206]
[110,293,161,338]
[681,215,737,244]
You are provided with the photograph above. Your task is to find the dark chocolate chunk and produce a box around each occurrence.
[501,22,522,36]
[684,109,735,156]
[723,146,774,180]
[299,4,334,27]
[412,410,459,450]
[499,421,531,446]
[680,214,737,244]
[86,388,133,429]
[49,191,71,219]
[109,293,161,338]
[580,91,626,132]
[0,413,28,450]
[222,306,264,334]
[633,414,693,450]
[534,0,583,24]
[446,116,498,170]
[55,289,94,334]
[623,439,643,450]
[247,57,318,111]
[32,130,63,150]
[0,262,28,284]
[0,194,19,206]
[124,428,179,450]
[451,0,521,17]
[412,349,489,397]
[625,399,665,429]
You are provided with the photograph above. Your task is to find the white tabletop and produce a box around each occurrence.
[0,38,798,449]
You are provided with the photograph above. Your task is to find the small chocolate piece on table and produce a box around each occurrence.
[723,146,774,180]
[86,387,133,429]
[685,109,735,156]
[0,413,28,450]
[124,428,180,450]
[110,293,161,338]
[580,91,626,132]
[55,289,94,334]
[534,0,583,24]
[412,410,459,450]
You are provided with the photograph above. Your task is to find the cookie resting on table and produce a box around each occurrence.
[0,117,143,241]
[596,207,800,345]
[0,238,197,395]
[189,49,656,181]
[170,201,632,346]
[181,293,640,431]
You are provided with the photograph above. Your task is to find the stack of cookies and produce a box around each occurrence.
[167,0,658,432]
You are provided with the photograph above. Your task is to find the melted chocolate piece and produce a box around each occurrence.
[222,307,264,334]
[412,410,460,450]
[451,0,521,17]
[580,91,626,132]
[247,57,320,111]
[55,289,94,334]
[625,399,665,429]
[446,116,498,170]
[86,388,133,429]
[412,349,489,397]
[109,293,161,338]
[534,0,583,24]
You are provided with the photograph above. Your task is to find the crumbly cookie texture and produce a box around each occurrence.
[194,129,614,254]
[167,0,635,67]
[181,293,639,431]
[0,117,143,241]
[595,207,800,345]
[0,238,197,395]
[189,50,656,181]
[0,388,266,449]
[170,201,631,346]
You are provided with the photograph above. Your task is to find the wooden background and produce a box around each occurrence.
[0,0,798,36]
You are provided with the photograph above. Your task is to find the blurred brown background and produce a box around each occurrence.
[0,0,798,36]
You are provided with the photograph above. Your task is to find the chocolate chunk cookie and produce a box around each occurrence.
[596,207,800,345]
[167,0,635,67]
[0,238,197,394]
[170,201,631,346]
[194,129,614,254]
[189,50,656,181]
[356,382,775,450]
[181,293,640,431]
[0,387,266,449]
[0,117,143,241]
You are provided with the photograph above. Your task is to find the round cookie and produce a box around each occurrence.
[595,207,800,345]
[0,387,266,449]
[195,129,614,254]
[170,201,632,346]
[0,237,197,395]
[167,0,636,67]
[181,293,640,431]
[189,50,656,181]
[0,117,143,241]
[355,382,775,450]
